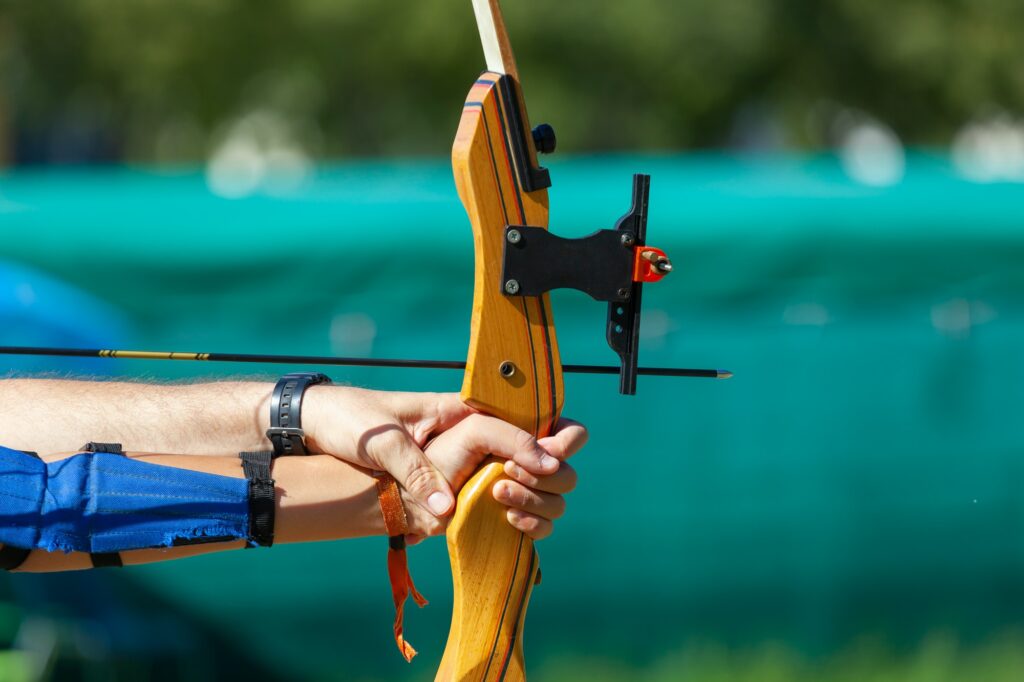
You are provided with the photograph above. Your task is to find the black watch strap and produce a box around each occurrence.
[266,372,332,456]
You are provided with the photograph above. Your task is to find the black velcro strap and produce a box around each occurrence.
[0,545,31,571]
[82,445,125,566]
[90,552,123,568]
[82,442,124,455]
[239,450,276,548]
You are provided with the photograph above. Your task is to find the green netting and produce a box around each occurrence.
[0,153,1022,680]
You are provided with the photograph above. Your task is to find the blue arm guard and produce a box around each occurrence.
[0,445,252,554]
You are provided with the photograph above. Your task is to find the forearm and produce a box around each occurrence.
[13,451,384,572]
[0,379,273,455]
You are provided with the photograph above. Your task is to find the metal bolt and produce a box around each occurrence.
[499,361,516,377]
[616,287,629,299]
[620,233,636,247]
[506,228,522,244]
[504,279,521,295]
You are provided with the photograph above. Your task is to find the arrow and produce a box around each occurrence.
[0,346,731,379]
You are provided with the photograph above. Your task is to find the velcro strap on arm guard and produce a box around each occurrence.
[81,442,126,568]
[0,445,254,556]
[239,450,276,548]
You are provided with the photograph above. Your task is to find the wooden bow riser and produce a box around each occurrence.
[437,73,565,681]
[457,74,562,431]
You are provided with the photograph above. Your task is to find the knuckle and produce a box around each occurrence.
[507,483,535,508]
[411,420,436,446]
[509,464,539,487]
[403,463,438,498]
[517,514,539,533]
[417,392,449,428]
[511,485,532,508]
[513,428,540,455]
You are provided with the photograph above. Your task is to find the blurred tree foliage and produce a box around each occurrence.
[0,0,1022,163]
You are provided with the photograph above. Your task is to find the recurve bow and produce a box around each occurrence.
[438,1,692,679]
[436,2,556,680]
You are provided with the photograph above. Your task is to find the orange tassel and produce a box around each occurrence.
[387,535,429,661]
[375,473,428,661]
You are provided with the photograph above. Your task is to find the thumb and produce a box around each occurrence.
[364,425,454,517]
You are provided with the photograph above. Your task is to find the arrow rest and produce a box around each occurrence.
[500,173,663,394]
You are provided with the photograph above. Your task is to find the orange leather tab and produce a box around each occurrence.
[375,471,409,537]
[374,472,428,662]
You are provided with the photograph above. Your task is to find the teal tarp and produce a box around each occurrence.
[1,153,1022,679]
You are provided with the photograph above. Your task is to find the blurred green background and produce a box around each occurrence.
[1,1,1023,681]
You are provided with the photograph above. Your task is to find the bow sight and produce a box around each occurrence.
[501,173,675,394]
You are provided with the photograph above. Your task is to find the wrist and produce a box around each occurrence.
[230,382,276,453]
[265,373,332,456]
[297,384,332,454]
[272,455,385,541]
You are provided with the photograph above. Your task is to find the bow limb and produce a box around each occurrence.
[436,3,563,680]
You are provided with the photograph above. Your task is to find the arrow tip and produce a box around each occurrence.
[716,370,734,379]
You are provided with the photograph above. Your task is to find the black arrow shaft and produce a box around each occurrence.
[0,346,729,379]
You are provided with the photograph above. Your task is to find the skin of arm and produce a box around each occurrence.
[0,379,274,456]
[0,379,477,518]
[8,414,587,573]
[16,451,380,572]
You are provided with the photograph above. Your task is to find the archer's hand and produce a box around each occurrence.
[302,387,474,518]
[402,415,586,542]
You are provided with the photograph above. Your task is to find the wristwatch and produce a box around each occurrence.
[265,372,332,456]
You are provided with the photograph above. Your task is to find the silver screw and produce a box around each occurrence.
[507,229,522,244]
[504,279,521,295]
[620,233,636,247]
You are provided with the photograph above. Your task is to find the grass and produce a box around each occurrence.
[533,631,1024,682]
